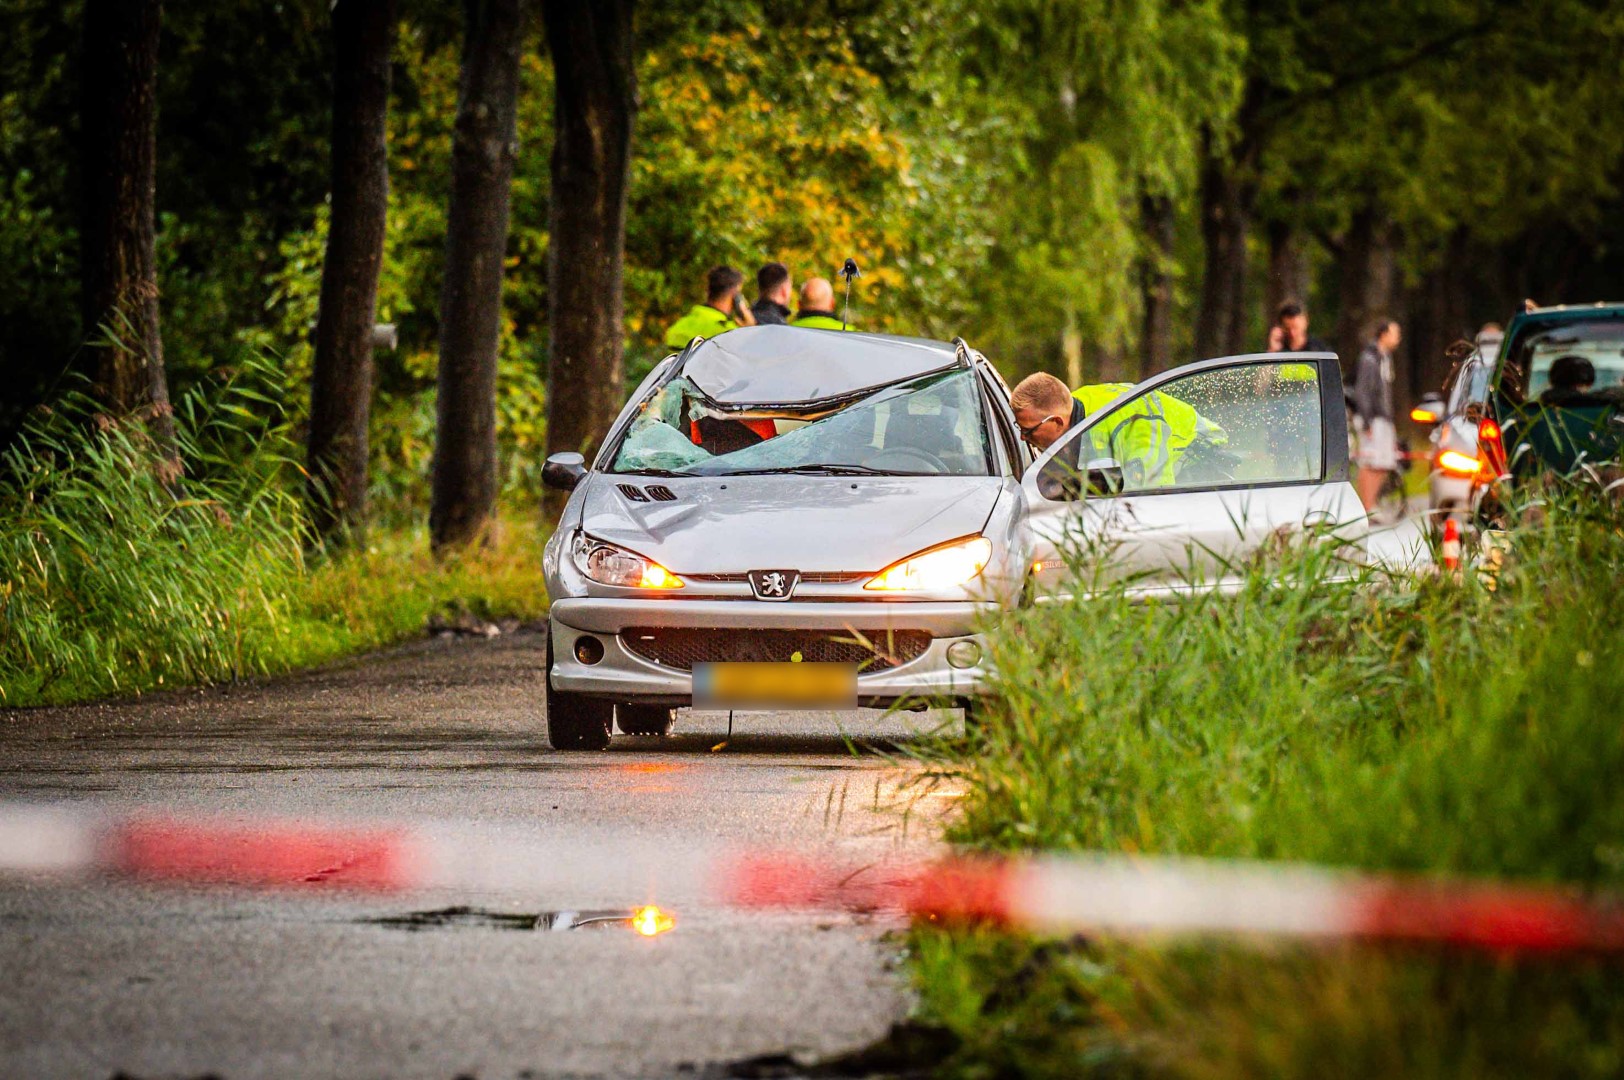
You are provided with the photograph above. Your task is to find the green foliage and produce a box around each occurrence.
[963,0,1245,377]
[912,495,1624,1076]
[0,371,306,703]
[913,927,1624,1079]
[1252,0,1624,288]
[5,0,1624,514]
[0,0,81,436]
[0,365,547,707]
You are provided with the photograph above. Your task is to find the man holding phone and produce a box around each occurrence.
[663,265,756,350]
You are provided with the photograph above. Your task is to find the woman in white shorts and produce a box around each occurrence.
[1352,320,1403,511]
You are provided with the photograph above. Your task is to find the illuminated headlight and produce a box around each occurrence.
[1437,449,1481,478]
[865,536,993,592]
[571,533,684,589]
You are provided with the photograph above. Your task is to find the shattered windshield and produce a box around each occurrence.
[610,369,992,477]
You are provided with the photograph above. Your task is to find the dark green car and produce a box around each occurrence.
[1480,303,1624,515]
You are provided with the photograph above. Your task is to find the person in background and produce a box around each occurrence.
[1266,300,1330,353]
[1352,317,1402,512]
[789,278,850,330]
[1539,355,1599,405]
[750,262,793,326]
[663,265,755,350]
[1261,300,1325,469]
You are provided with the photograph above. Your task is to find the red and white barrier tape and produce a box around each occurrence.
[721,851,1624,953]
[3,805,1621,954]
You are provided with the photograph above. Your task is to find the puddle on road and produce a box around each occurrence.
[362,904,672,934]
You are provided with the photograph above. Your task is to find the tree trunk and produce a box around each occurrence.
[430,0,525,553]
[1264,217,1311,322]
[1194,141,1254,360]
[1139,194,1174,379]
[1333,203,1397,383]
[306,0,396,545]
[541,0,635,517]
[80,0,174,457]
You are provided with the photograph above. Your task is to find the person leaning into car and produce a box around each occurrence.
[663,265,756,350]
[1010,373,1218,490]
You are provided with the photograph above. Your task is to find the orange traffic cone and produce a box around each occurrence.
[1441,517,1461,572]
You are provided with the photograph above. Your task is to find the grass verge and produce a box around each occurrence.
[0,373,547,708]
[911,493,1624,1078]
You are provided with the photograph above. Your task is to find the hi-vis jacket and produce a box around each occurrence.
[1072,384,1226,488]
[789,310,851,331]
[663,305,739,350]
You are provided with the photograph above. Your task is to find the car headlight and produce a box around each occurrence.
[571,533,684,589]
[865,536,992,592]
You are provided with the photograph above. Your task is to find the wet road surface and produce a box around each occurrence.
[0,632,955,1079]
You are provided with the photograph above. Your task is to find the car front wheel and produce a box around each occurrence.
[545,629,613,751]
[617,704,675,737]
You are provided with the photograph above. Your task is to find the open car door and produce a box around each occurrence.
[1023,352,1366,600]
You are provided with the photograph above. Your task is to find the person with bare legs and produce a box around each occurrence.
[1353,318,1402,512]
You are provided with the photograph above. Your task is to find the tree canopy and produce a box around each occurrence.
[4,0,1623,511]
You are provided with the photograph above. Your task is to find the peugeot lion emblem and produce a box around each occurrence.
[748,569,801,601]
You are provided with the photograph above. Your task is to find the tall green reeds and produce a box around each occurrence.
[0,367,306,704]
[914,491,1624,1077]
[0,363,550,707]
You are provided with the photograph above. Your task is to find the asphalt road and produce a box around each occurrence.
[0,632,954,1080]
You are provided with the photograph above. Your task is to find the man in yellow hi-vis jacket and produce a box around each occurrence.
[1011,373,1226,489]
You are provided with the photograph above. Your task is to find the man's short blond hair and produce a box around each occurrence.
[1010,373,1073,415]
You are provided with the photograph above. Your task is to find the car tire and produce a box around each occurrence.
[545,629,613,751]
[617,704,675,737]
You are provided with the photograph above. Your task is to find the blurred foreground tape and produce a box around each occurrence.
[4,804,1623,954]
[720,851,1624,954]
[113,817,416,890]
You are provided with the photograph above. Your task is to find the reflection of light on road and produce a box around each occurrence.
[632,905,674,937]
[614,763,686,775]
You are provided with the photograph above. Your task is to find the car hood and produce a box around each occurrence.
[578,475,1002,574]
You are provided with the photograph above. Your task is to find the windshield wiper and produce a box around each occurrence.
[739,463,890,476]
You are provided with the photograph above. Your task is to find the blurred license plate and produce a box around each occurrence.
[693,662,857,709]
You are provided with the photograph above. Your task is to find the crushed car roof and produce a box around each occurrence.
[678,324,960,405]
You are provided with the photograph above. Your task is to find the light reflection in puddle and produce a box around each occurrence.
[363,904,675,935]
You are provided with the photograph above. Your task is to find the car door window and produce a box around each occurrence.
[1041,360,1324,497]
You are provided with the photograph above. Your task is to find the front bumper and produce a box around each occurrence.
[548,597,998,707]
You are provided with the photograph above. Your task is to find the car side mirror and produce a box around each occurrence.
[1084,457,1123,496]
[1410,393,1446,425]
[1035,453,1125,501]
[542,451,587,492]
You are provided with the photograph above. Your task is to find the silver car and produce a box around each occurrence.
[540,326,1363,749]
[1416,330,1501,532]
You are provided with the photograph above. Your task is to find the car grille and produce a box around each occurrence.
[683,571,872,584]
[620,627,932,671]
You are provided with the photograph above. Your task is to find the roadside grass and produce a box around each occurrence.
[913,493,1624,1077]
[0,373,547,708]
